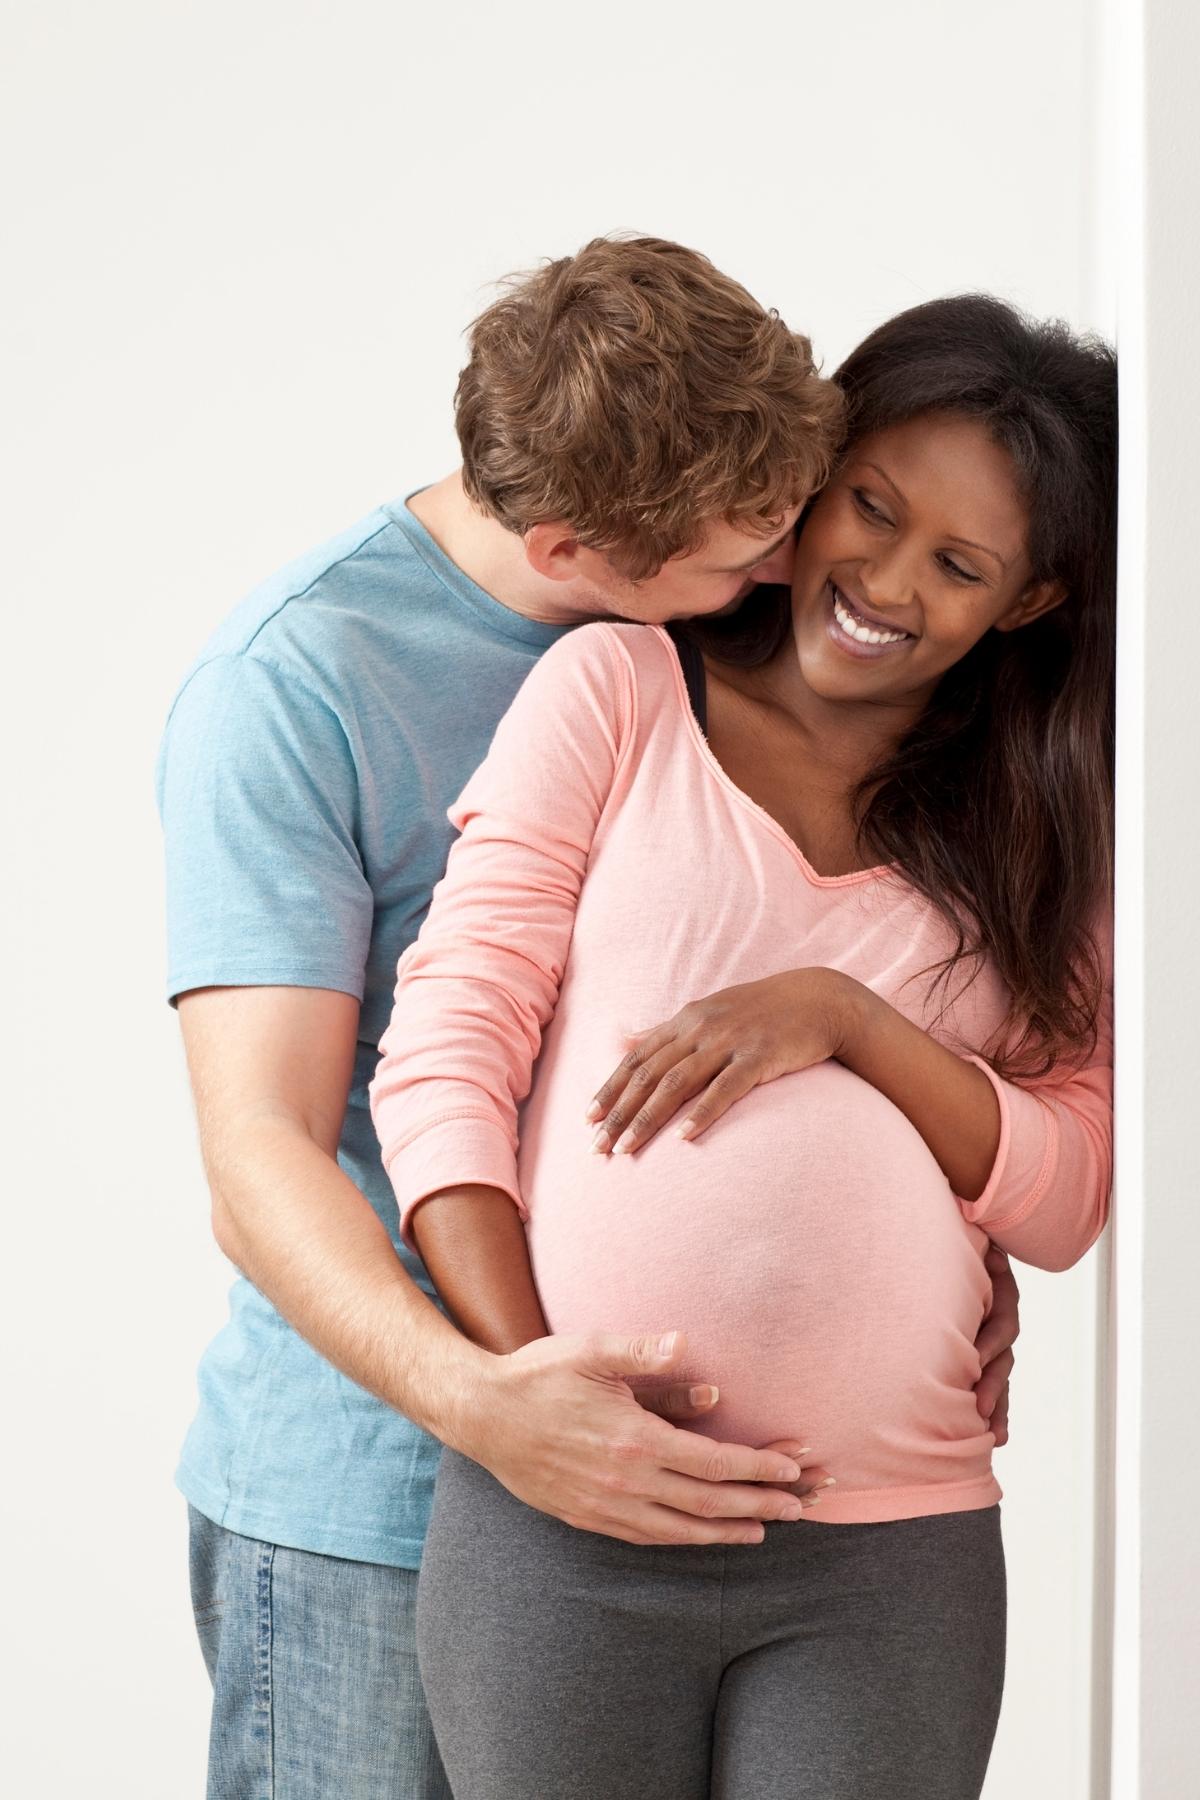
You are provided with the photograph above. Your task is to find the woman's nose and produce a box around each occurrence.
[857,552,915,615]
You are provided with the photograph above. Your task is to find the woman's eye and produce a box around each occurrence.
[851,488,889,523]
[938,555,982,584]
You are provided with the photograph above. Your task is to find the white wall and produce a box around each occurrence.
[3,4,1106,1793]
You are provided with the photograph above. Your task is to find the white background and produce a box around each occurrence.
[4,4,1111,1794]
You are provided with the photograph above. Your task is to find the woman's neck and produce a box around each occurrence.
[733,633,932,788]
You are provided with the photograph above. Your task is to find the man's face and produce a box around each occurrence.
[561,509,803,625]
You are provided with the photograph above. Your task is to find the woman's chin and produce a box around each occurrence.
[793,639,875,702]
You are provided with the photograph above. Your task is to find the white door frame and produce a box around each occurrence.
[1103,0,1200,1792]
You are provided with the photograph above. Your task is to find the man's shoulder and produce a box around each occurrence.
[184,502,419,679]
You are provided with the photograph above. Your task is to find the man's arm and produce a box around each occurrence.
[178,983,813,1544]
[179,984,480,1441]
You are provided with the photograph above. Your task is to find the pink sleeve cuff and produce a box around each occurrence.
[956,1053,1057,1233]
[383,1112,527,1253]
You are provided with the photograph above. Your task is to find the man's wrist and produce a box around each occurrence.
[410,1329,497,1458]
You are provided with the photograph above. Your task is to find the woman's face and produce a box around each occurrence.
[788,411,1065,711]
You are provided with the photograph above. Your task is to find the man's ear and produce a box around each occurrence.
[994,576,1069,633]
[524,522,584,583]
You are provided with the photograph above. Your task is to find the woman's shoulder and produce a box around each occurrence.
[448,622,678,837]
[543,618,675,673]
[530,619,680,722]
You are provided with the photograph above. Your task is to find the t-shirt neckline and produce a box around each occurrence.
[387,492,573,651]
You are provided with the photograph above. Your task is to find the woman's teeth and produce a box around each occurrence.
[832,587,909,646]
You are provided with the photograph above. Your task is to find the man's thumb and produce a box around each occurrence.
[581,1329,685,1375]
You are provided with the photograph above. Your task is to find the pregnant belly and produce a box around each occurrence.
[520,1059,997,1516]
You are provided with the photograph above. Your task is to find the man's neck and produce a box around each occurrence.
[405,471,588,625]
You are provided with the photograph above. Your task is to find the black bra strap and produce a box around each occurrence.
[665,624,708,735]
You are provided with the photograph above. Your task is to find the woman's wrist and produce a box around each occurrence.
[821,968,882,1066]
[822,969,1001,1199]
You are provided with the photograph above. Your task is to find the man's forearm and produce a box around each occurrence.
[205,1112,489,1452]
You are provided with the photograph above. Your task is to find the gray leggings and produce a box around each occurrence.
[417,1450,1006,1800]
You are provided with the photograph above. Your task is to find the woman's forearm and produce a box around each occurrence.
[411,1185,549,1354]
[836,979,1001,1203]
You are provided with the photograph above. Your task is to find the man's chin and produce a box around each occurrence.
[662,586,759,626]
[599,583,761,629]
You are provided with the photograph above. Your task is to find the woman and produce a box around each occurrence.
[370,295,1116,1799]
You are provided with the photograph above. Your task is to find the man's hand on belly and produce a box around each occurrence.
[457,1330,833,1546]
[412,1188,836,1542]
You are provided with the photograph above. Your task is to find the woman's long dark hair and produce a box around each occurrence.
[691,295,1117,1079]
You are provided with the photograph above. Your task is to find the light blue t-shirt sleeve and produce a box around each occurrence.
[157,652,373,1004]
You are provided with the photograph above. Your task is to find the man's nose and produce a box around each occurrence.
[748,536,796,587]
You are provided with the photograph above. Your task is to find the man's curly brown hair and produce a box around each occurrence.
[455,235,845,580]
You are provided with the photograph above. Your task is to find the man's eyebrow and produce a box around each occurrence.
[715,526,794,574]
[859,461,1008,573]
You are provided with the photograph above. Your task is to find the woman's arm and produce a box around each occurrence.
[835,978,1001,1201]
[409,1182,550,1354]
[370,628,829,1537]
[586,967,1000,1196]
[588,959,1112,1273]
[370,623,631,1266]
[846,971,1112,1271]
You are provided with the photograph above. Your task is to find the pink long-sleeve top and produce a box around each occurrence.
[371,622,1112,1524]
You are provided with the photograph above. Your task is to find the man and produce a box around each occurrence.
[160,235,1018,1798]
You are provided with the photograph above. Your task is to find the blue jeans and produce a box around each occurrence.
[188,1505,452,1799]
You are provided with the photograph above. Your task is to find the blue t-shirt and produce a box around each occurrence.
[157,497,570,1566]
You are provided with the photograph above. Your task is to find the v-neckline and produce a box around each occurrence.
[654,625,897,891]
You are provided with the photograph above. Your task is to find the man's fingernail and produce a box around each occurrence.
[689,1385,718,1407]
[657,1332,678,1357]
[776,1464,801,1482]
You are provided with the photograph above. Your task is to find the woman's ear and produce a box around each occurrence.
[994,576,1069,633]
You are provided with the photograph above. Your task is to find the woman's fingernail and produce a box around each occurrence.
[591,1129,610,1153]
[801,1494,823,1508]
[585,1100,603,1123]
[689,1384,718,1407]
[675,1119,696,1139]
[612,1131,635,1155]
[815,1477,836,1490]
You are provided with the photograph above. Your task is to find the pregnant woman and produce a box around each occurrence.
[370,295,1116,1799]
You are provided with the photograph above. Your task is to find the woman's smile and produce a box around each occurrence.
[824,579,916,658]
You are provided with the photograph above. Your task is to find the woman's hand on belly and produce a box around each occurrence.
[581,966,1019,1451]
[585,966,858,1154]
